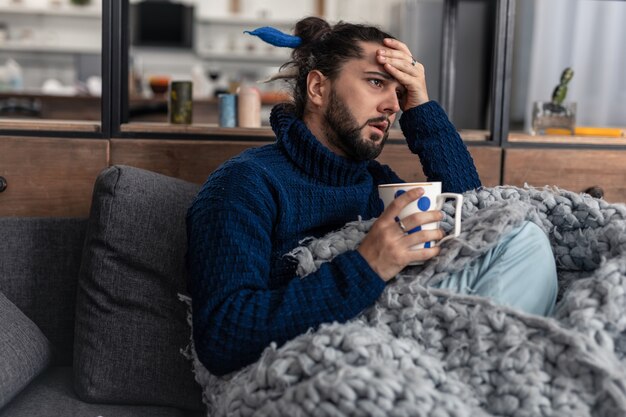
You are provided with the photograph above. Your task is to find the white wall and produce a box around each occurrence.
[0,0,408,93]
[0,0,102,90]
[132,0,403,97]
[511,0,626,129]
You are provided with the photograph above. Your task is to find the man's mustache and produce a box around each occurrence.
[360,116,391,132]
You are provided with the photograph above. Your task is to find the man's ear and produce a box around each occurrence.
[307,70,327,108]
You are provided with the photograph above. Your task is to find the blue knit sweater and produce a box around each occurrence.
[187,101,481,376]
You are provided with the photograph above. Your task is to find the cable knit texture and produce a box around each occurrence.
[399,101,480,193]
[186,101,480,376]
[183,186,626,417]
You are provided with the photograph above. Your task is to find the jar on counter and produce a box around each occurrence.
[168,80,193,124]
[236,85,261,128]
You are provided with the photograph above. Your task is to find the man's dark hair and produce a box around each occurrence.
[284,17,394,118]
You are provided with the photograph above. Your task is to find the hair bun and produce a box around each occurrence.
[293,16,332,45]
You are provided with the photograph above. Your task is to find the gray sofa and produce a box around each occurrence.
[0,165,207,416]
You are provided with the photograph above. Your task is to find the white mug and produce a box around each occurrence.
[378,182,463,253]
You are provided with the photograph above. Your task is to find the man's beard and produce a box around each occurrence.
[322,89,390,161]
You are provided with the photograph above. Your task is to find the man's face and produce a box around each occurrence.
[320,42,405,161]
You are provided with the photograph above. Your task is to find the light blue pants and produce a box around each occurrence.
[433,221,558,316]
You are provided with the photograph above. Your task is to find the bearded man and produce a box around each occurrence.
[186,17,557,376]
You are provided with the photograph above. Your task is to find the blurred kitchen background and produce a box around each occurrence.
[0,0,624,130]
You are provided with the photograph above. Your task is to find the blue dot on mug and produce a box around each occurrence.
[417,196,431,211]
[394,189,406,199]
[408,225,421,234]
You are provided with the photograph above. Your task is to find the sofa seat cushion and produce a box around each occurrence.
[73,166,203,410]
[0,291,52,409]
[0,367,191,417]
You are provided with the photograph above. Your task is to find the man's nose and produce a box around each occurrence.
[379,91,401,115]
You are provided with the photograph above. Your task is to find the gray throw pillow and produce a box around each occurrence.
[0,291,52,408]
[0,217,87,366]
[73,165,203,410]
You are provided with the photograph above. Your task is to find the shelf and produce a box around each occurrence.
[195,16,295,28]
[386,128,488,142]
[0,118,100,132]
[0,5,101,18]
[121,123,490,143]
[0,43,100,54]
[508,132,626,146]
[196,51,290,65]
[121,122,277,137]
[458,129,490,142]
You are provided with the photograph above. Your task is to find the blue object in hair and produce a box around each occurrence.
[244,27,302,48]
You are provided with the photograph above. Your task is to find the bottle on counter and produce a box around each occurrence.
[191,64,213,99]
[236,85,261,128]
[218,93,237,128]
[168,80,193,124]
[0,59,23,91]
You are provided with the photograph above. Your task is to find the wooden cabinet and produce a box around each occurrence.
[9,135,626,217]
[467,147,502,187]
[503,148,626,203]
[377,144,501,187]
[1,135,499,217]
[0,137,109,217]
[110,139,266,184]
[110,139,501,188]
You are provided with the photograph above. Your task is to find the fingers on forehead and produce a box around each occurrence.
[384,38,411,53]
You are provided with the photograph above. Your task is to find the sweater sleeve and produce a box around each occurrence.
[399,101,481,193]
[186,162,386,376]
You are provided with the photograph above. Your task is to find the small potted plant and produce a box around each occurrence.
[531,67,576,135]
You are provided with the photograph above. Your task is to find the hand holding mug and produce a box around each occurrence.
[358,188,444,281]
[378,182,463,253]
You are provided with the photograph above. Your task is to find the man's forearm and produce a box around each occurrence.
[399,101,481,193]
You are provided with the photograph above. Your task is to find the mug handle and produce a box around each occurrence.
[434,193,463,246]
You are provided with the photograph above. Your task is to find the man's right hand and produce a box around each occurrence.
[357,187,444,281]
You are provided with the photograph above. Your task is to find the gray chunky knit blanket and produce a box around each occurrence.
[183,185,626,417]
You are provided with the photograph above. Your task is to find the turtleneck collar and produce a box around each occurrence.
[270,104,370,187]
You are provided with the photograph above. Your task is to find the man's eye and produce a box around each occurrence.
[369,79,383,87]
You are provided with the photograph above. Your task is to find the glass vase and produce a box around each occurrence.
[531,101,576,135]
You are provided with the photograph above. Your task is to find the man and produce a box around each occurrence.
[187,17,557,376]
